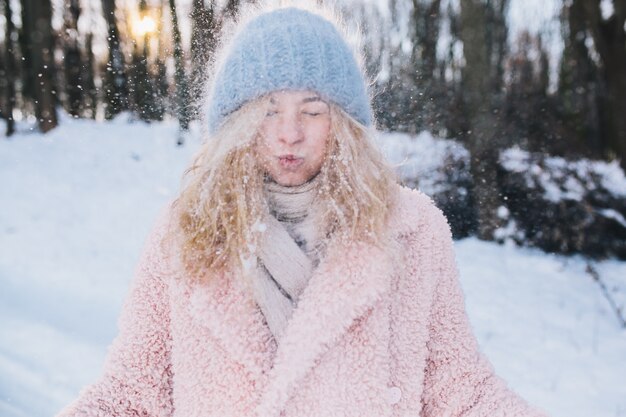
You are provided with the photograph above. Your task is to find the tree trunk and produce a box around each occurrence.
[169,0,190,134]
[460,0,504,240]
[580,0,626,170]
[485,0,508,93]
[0,0,17,135]
[63,0,84,117]
[558,0,603,157]
[101,0,128,119]
[21,0,58,132]
[190,0,217,119]
[604,51,626,170]
[409,0,442,132]
[84,32,98,118]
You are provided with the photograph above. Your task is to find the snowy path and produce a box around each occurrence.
[1,117,624,417]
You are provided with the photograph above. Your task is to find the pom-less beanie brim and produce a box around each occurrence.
[207,7,372,134]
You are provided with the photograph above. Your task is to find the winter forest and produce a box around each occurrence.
[0,0,625,416]
[2,0,626,254]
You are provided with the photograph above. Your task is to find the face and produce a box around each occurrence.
[256,90,331,187]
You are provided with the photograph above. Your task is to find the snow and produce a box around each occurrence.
[1,117,626,417]
[600,0,616,20]
[375,130,469,195]
[600,209,626,228]
[500,146,626,202]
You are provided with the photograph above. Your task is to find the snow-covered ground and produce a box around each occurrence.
[1,116,625,417]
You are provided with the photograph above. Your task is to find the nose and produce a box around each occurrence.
[277,114,304,145]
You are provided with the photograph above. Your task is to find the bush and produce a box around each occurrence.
[498,148,626,259]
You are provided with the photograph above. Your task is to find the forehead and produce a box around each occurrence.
[268,90,326,104]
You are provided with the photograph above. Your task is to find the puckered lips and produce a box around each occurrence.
[277,154,304,170]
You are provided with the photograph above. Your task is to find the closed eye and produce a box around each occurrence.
[303,109,329,116]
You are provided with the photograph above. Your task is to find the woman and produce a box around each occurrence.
[56,3,547,417]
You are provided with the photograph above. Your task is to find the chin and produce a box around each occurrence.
[267,166,319,187]
[275,177,306,187]
[269,172,310,187]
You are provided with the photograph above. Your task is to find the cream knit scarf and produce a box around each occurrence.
[249,177,321,340]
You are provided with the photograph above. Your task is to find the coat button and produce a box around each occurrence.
[387,386,402,405]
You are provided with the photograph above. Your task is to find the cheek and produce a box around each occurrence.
[255,137,273,165]
[311,122,330,157]
[258,121,278,148]
[312,136,327,158]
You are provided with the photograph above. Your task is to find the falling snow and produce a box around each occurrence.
[0,115,625,417]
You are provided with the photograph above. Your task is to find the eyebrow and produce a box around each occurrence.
[268,95,325,105]
[302,96,324,104]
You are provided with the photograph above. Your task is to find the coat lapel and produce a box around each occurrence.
[256,239,394,417]
[182,237,394,417]
[187,268,277,380]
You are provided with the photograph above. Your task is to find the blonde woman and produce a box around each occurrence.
[56,3,548,417]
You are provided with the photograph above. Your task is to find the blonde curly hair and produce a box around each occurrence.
[170,96,396,281]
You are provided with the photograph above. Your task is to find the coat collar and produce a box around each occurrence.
[186,237,394,417]
[187,267,277,378]
[257,239,393,416]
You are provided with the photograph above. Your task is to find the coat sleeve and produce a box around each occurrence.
[55,211,174,417]
[420,208,547,417]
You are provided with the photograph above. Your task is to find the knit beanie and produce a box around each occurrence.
[207,7,372,134]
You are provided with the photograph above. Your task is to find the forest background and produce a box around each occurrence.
[1,0,625,259]
[1,1,626,415]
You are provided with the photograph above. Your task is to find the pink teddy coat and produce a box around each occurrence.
[56,187,547,417]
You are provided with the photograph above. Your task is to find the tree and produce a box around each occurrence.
[83,32,98,119]
[459,0,509,240]
[129,44,155,120]
[190,0,218,117]
[189,0,245,121]
[188,0,245,126]
[62,0,84,117]
[0,0,17,135]
[169,0,191,137]
[505,31,558,154]
[20,0,58,132]
[576,0,626,169]
[409,0,443,132]
[129,0,161,121]
[557,1,602,157]
[101,0,129,119]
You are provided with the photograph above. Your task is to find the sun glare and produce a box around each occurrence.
[132,14,157,38]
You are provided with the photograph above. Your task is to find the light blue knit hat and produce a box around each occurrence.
[207,7,372,134]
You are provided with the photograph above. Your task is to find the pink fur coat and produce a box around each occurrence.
[56,187,547,417]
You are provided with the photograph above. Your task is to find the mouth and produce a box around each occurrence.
[277,154,304,169]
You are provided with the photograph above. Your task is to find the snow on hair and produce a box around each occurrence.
[171,96,396,280]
